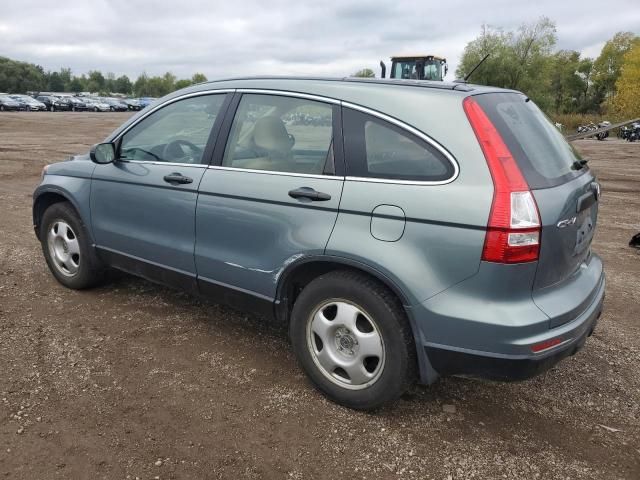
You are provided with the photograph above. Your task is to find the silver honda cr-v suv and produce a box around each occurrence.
[34,77,605,410]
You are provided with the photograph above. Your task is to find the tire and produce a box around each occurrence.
[0,105,4,111]
[40,202,106,289]
[289,270,416,410]
[94,107,99,112]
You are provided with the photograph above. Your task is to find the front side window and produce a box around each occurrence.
[222,94,334,175]
[343,108,454,182]
[119,94,227,164]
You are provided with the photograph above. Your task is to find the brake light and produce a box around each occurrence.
[463,97,541,263]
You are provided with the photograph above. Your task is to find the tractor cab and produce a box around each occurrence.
[380,55,448,81]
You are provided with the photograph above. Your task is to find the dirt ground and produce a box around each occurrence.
[0,112,638,480]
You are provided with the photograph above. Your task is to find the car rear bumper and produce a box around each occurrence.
[424,285,603,380]
[409,254,605,383]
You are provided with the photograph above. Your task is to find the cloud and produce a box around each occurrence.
[1,0,639,81]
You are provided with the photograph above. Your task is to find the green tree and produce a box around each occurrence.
[104,72,116,93]
[87,70,105,93]
[114,75,132,94]
[353,68,375,78]
[576,58,596,111]
[174,79,192,90]
[549,50,585,113]
[59,67,72,90]
[68,77,84,93]
[161,72,176,94]
[134,72,148,96]
[191,72,207,83]
[457,17,557,111]
[593,31,638,107]
[46,71,65,91]
[0,57,46,93]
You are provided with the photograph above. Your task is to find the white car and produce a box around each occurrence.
[9,94,47,111]
[82,98,111,112]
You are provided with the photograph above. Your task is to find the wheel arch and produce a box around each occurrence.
[33,188,88,241]
[275,256,410,319]
[274,255,439,384]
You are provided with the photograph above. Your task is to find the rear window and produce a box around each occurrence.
[473,93,584,189]
[343,108,454,182]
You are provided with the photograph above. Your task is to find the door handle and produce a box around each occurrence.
[163,172,193,185]
[288,187,331,201]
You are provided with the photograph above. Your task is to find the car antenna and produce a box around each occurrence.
[455,53,490,83]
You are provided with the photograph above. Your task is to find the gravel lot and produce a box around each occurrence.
[0,112,639,479]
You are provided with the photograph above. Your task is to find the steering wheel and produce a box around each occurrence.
[162,139,202,163]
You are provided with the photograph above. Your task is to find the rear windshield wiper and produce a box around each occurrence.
[572,159,588,170]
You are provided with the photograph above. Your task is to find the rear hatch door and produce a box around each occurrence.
[474,92,601,327]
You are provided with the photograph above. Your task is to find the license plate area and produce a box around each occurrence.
[573,207,595,256]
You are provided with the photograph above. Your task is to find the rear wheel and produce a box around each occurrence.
[40,202,106,289]
[289,270,416,410]
[0,105,4,111]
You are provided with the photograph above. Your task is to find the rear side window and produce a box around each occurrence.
[342,108,454,182]
[473,93,584,189]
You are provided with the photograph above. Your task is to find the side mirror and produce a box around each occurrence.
[90,143,116,164]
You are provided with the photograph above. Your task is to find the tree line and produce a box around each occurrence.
[352,19,639,120]
[0,56,208,97]
[455,18,639,119]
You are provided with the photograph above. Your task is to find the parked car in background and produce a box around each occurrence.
[57,97,88,112]
[138,97,157,108]
[101,97,128,112]
[10,94,47,111]
[82,97,111,112]
[0,94,23,111]
[33,77,605,410]
[36,95,69,112]
[5,96,30,111]
[124,98,142,111]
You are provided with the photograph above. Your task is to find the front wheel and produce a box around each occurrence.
[40,202,106,289]
[289,270,416,410]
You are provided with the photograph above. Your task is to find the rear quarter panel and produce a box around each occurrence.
[327,92,494,305]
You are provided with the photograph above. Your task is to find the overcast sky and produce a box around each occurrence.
[1,0,639,81]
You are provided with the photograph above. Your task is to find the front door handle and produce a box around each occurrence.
[288,187,331,201]
[163,172,193,185]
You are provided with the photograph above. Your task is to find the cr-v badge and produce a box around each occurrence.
[557,216,577,228]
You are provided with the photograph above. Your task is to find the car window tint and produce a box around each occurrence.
[119,94,227,164]
[222,94,333,175]
[473,92,583,188]
[343,108,454,181]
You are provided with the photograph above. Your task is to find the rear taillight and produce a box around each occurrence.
[463,97,541,264]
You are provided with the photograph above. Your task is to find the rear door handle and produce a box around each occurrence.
[288,187,331,201]
[163,172,193,185]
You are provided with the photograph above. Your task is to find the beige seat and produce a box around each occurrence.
[241,116,294,171]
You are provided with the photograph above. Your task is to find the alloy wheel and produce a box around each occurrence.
[47,220,81,276]
[306,300,385,390]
